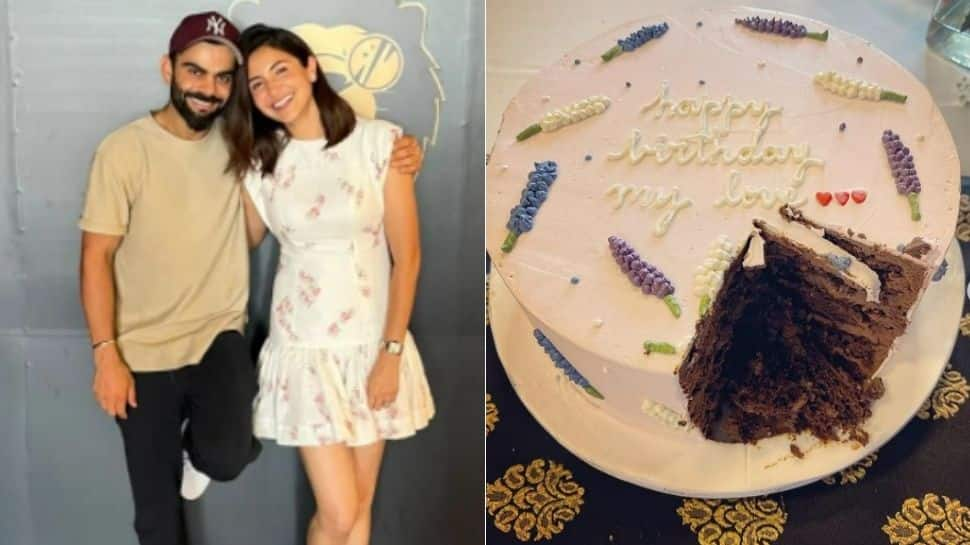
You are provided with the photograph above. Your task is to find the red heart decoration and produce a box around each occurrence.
[851,190,867,204]
[816,192,833,206]
[835,192,850,206]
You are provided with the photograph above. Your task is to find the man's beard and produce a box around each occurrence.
[170,80,225,132]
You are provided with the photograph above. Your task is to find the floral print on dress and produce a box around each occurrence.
[306,194,326,219]
[356,265,372,298]
[363,223,384,248]
[248,119,434,447]
[337,178,365,208]
[298,270,321,307]
[274,297,299,342]
[372,152,389,185]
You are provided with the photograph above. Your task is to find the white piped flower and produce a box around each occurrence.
[814,71,887,102]
[539,95,612,131]
[641,398,684,427]
[693,236,741,305]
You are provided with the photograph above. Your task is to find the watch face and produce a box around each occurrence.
[385,340,403,354]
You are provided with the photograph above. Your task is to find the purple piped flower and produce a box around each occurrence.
[881,130,922,221]
[608,236,681,317]
[735,16,828,41]
[502,161,559,252]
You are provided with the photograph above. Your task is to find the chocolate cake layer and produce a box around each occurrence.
[678,208,930,444]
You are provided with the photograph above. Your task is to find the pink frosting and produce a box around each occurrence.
[486,7,960,429]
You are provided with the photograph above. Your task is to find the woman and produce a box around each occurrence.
[223,24,434,545]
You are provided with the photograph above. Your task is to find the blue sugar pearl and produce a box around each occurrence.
[570,276,580,285]
[573,58,581,65]
[585,154,593,161]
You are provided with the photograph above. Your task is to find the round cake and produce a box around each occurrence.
[486,7,960,441]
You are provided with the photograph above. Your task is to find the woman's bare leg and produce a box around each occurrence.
[345,440,386,545]
[300,444,359,545]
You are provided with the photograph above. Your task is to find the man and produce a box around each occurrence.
[78,12,423,545]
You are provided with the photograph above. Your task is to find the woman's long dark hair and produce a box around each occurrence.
[224,24,357,180]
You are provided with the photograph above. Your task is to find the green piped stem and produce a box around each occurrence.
[805,29,829,42]
[698,294,711,317]
[880,89,908,103]
[516,123,543,142]
[907,192,922,221]
[501,231,519,253]
[643,341,677,355]
[583,385,605,399]
[601,45,623,62]
[663,295,681,318]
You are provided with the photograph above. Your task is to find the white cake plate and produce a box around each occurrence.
[489,241,965,498]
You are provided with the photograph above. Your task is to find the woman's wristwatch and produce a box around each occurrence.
[381,339,403,355]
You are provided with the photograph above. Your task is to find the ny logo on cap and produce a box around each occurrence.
[206,15,226,36]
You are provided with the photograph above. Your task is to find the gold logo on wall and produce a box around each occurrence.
[348,33,403,91]
[293,24,405,120]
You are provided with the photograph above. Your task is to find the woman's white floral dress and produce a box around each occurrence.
[245,118,434,447]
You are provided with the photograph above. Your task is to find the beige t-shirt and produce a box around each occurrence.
[79,115,248,372]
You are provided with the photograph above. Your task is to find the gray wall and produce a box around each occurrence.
[0,1,484,544]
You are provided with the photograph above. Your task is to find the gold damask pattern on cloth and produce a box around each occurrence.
[486,393,499,434]
[883,493,970,545]
[822,452,878,486]
[956,195,970,242]
[916,365,970,420]
[486,459,585,542]
[678,497,787,545]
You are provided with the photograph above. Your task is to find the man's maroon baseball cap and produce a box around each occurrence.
[169,11,243,63]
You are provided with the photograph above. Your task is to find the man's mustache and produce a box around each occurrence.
[183,92,222,105]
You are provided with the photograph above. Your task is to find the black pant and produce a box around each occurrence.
[116,330,261,545]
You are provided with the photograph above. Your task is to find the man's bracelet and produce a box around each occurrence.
[91,339,116,351]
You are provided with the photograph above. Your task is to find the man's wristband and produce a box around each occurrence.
[92,339,116,351]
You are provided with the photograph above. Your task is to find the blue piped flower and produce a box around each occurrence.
[533,329,604,399]
[602,22,669,62]
[502,161,559,252]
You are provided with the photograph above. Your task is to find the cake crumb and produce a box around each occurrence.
[790,444,805,459]
[593,318,604,328]
[757,60,766,68]
[541,95,551,102]
[916,134,925,142]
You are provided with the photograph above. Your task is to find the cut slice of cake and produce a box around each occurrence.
[678,206,933,444]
